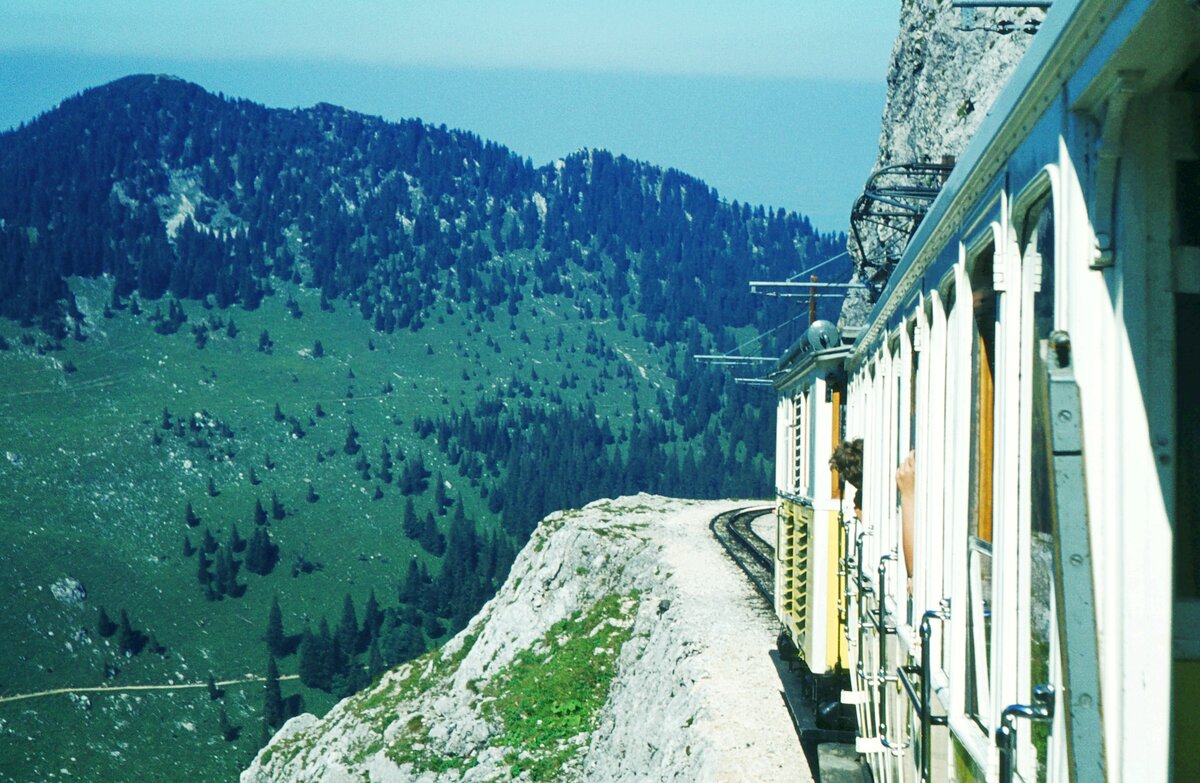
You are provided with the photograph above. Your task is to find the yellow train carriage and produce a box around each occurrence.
[773,320,853,677]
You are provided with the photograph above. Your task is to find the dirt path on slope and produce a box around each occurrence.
[0,674,300,705]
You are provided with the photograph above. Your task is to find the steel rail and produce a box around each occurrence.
[709,508,774,606]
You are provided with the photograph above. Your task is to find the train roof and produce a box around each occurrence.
[772,322,859,391]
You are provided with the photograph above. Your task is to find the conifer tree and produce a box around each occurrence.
[207,673,222,700]
[117,610,141,656]
[318,619,337,687]
[218,705,237,741]
[368,637,386,679]
[214,548,231,597]
[197,549,213,585]
[228,523,246,553]
[185,501,200,528]
[246,528,278,576]
[182,534,196,557]
[402,498,420,540]
[306,483,318,503]
[249,466,260,485]
[418,512,446,557]
[423,613,444,639]
[201,527,218,554]
[447,506,479,573]
[336,664,361,699]
[254,498,267,526]
[297,628,321,689]
[343,423,360,455]
[265,596,287,657]
[434,472,449,514]
[263,656,283,729]
[362,590,383,646]
[146,634,167,656]
[400,560,422,604]
[271,491,285,520]
[207,476,219,497]
[380,619,425,666]
[379,443,393,483]
[337,594,359,658]
[97,606,117,637]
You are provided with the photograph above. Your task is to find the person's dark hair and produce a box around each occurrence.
[830,438,863,490]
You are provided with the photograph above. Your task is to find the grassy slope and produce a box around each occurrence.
[0,270,669,782]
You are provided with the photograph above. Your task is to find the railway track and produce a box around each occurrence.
[710,506,775,607]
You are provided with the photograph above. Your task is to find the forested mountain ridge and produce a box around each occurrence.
[0,73,832,340]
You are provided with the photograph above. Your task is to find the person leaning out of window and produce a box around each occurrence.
[831,440,916,590]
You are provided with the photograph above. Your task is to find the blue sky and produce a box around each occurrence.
[0,2,898,233]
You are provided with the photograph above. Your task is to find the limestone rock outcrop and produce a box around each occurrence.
[242,496,805,783]
[840,0,1044,326]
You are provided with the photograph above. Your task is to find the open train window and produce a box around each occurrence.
[966,237,997,727]
[907,316,919,459]
[893,339,904,498]
[1019,188,1056,779]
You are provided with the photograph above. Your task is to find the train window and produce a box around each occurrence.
[943,274,964,683]
[894,346,904,491]
[966,240,997,728]
[906,316,920,626]
[1020,190,1056,778]
[970,243,997,545]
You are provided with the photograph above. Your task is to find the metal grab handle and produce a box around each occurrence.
[896,605,950,783]
[996,684,1056,783]
[875,552,900,744]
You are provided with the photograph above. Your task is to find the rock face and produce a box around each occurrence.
[243,496,808,783]
[840,0,1044,326]
[50,576,87,606]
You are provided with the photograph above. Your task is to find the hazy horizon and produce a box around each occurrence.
[1,53,885,234]
[0,3,897,235]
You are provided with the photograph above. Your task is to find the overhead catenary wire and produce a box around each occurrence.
[700,253,855,369]
[732,310,813,353]
[785,250,851,282]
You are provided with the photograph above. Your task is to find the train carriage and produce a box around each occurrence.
[772,1,1200,781]
[773,321,854,678]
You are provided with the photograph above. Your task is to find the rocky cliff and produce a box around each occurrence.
[243,496,805,783]
[839,0,1045,325]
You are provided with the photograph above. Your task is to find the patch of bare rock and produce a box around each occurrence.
[242,495,810,782]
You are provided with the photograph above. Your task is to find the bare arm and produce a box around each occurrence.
[897,450,916,579]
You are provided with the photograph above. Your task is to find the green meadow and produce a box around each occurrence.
[0,274,668,782]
